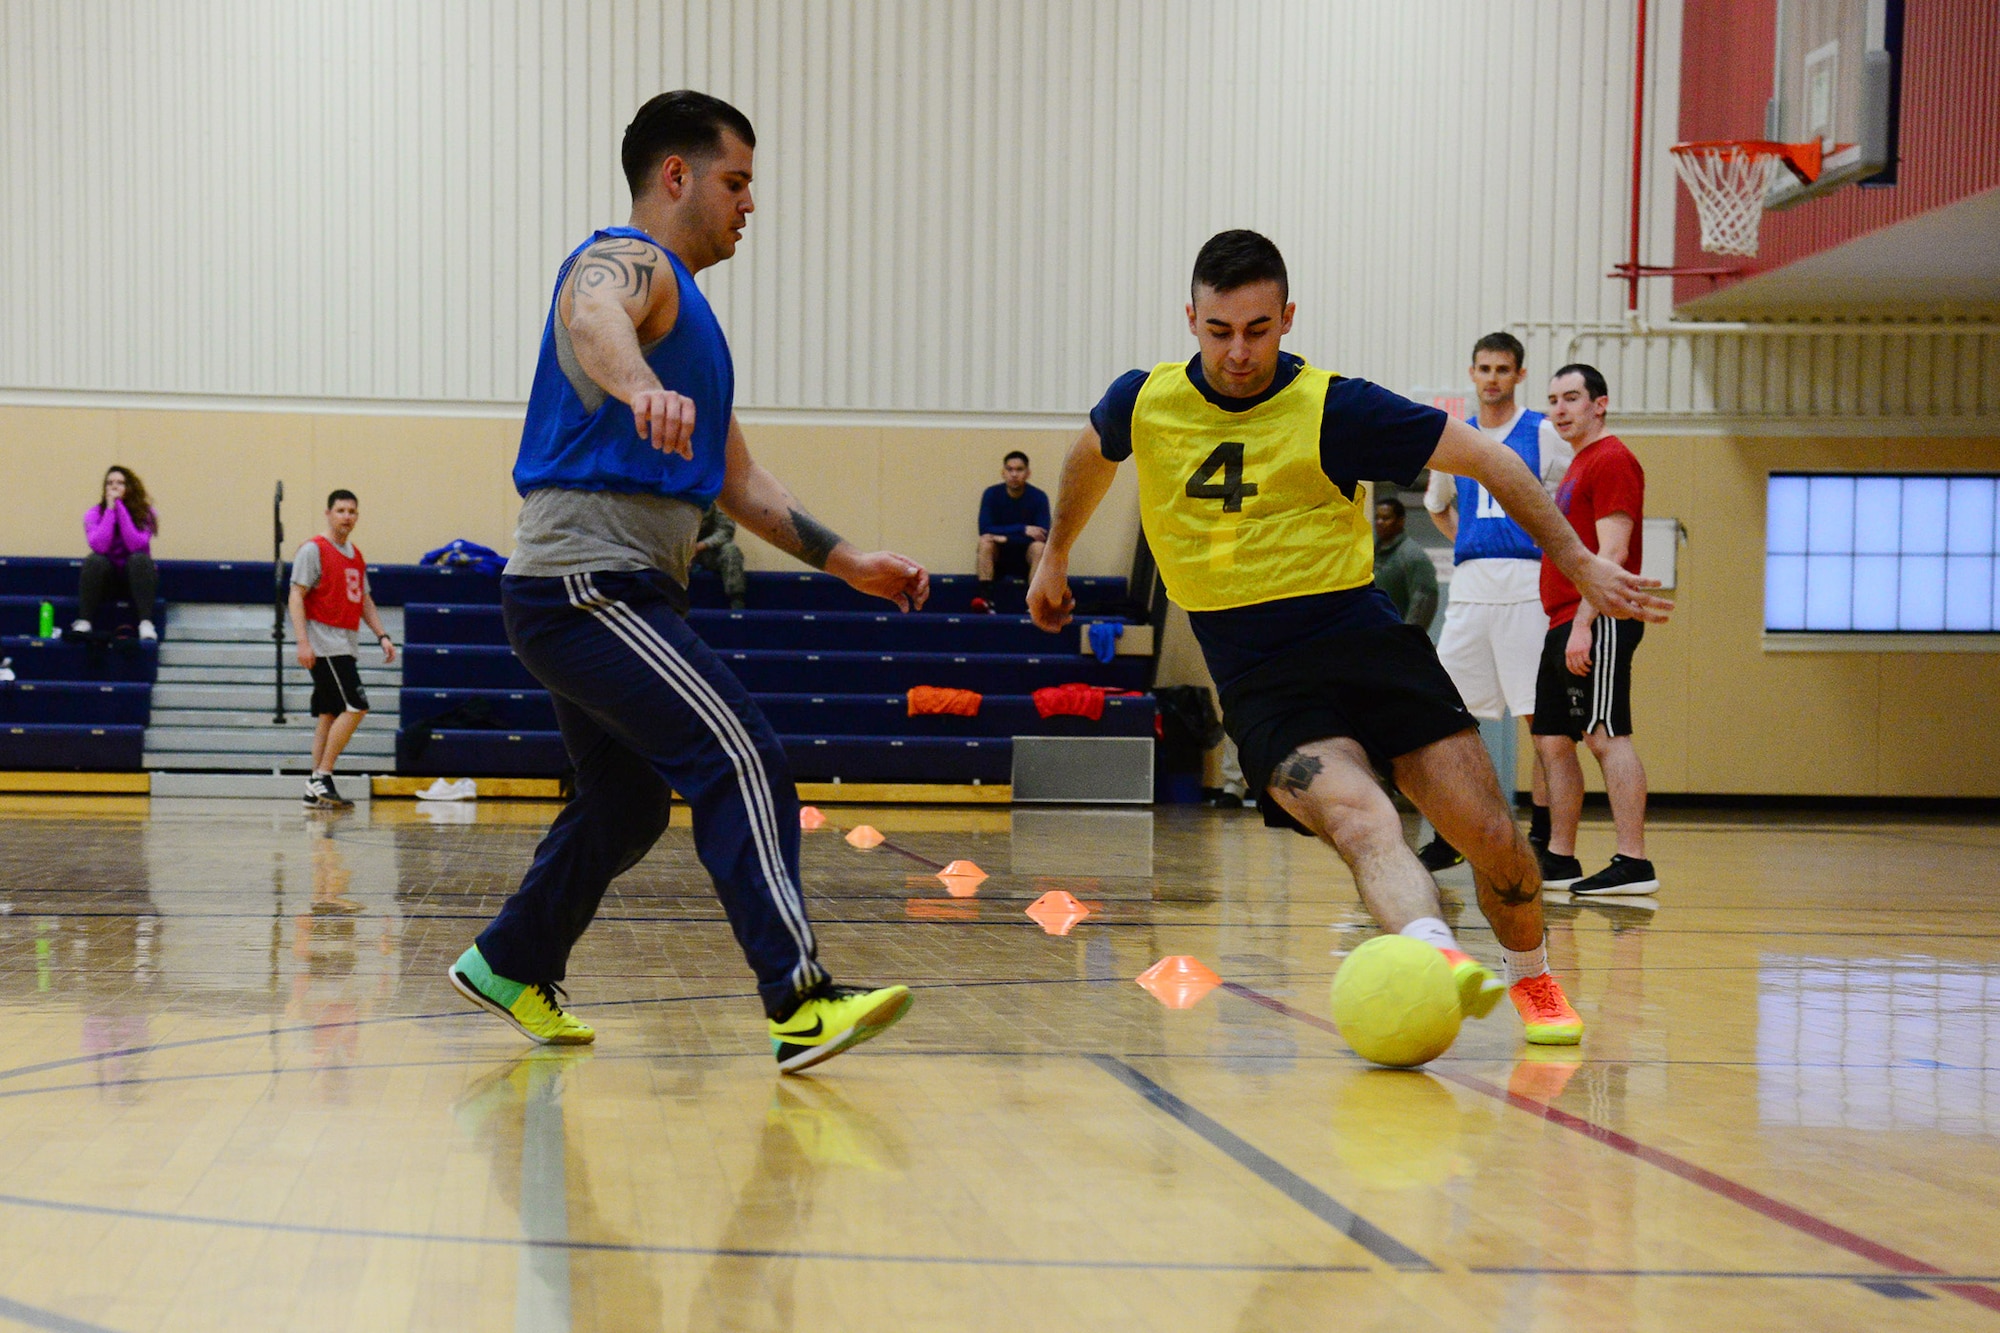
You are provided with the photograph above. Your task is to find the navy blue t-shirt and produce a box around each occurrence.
[978,483,1051,543]
[1089,352,1447,687]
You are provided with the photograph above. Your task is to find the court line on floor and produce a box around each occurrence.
[1087,1054,1437,1273]
[0,1293,121,1333]
[1219,980,2000,1316]
[10,1045,1995,1106]
[0,973,1292,1086]
[0,1190,1368,1275]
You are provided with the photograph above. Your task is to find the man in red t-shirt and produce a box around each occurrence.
[1532,365,1658,897]
[288,490,397,809]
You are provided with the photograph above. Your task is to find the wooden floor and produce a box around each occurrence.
[1,795,1997,1331]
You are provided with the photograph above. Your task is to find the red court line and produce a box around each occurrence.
[1220,980,2000,1313]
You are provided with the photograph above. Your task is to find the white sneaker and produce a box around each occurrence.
[69,619,91,635]
[416,777,478,802]
[137,619,158,641]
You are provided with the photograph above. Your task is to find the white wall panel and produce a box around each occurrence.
[6,0,1982,423]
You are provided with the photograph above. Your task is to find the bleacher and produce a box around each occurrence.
[2,554,1158,785]
[397,569,1153,785]
[0,559,165,770]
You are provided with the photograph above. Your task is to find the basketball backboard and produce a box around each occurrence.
[1764,0,1903,208]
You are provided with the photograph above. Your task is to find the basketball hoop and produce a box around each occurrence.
[1670,140,1824,257]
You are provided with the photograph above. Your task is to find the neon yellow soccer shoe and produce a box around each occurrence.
[448,945,595,1045]
[1438,947,1507,1020]
[770,983,913,1074]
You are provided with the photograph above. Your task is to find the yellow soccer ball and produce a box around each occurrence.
[1330,934,1463,1068]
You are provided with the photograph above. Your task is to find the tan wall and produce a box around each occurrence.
[1514,432,2000,799]
[0,406,1138,579]
[10,403,1998,796]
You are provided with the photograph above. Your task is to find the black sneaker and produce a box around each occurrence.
[302,777,336,809]
[1538,848,1584,888]
[1569,854,1659,897]
[1417,837,1464,871]
[317,775,356,810]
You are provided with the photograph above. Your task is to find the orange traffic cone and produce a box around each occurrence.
[936,860,987,887]
[799,806,827,830]
[1025,890,1091,936]
[845,825,884,849]
[1136,955,1222,1009]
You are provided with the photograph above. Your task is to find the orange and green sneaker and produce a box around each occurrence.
[1438,947,1507,1019]
[448,945,595,1045]
[770,983,913,1074]
[1510,972,1584,1045]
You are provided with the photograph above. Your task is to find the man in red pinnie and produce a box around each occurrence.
[289,489,397,809]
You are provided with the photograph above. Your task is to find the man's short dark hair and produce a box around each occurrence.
[326,489,358,509]
[1552,362,1610,402]
[1192,230,1289,303]
[1375,495,1407,518]
[622,91,757,197]
[1003,450,1029,467]
[1472,331,1527,370]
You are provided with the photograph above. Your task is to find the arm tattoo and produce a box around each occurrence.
[1271,751,1324,796]
[784,507,843,571]
[571,237,659,303]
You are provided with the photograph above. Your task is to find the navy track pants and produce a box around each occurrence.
[473,569,828,1017]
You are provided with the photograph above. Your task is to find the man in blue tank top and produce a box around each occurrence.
[1417,332,1572,872]
[448,92,926,1073]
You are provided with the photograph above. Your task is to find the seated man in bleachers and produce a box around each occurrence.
[974,450,1051,612]
[693,503,747,609]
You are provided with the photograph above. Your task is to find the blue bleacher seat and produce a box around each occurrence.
[401,603,1095,655]
[401,643,1147,694]
[0,557,83,599]
[398,688,1152,739]
[0,681,152,726]
[0,723,145,770]
[0,637,159,683]
[0,596,165,638]
[402,727,1017,783]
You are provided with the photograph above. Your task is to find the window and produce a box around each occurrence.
[1766,474,2000,633]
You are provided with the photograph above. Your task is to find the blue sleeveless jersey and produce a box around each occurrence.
[513,226,733,505]
[1452,409,1544,563]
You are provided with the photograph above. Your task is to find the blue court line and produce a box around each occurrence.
[0,1293,122,1333]
[1087,1055,1437,1273]
[0,975,1134,1085]
[10,1047,1995,1106]
[0,1191,1365,1275]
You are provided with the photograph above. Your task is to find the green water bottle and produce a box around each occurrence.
[37,601,54,638]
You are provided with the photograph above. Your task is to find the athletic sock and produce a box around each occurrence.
[1398,917,1457,952]
[977,579,994,599]
[1502,941,1549,986]
[1529,804,1551,844]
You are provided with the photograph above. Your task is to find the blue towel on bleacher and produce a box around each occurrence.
[1086,620,1124,663]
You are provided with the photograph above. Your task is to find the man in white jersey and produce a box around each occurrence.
[1417,333,1572,874]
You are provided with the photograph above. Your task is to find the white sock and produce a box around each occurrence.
[1502,941,1549,985]
[313,769,330,779]
[1398,917,1457,952]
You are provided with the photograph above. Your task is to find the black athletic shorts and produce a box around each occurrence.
[1531,617,1643,739]
[993,539,1032,579]
[1217,622,1478,834]
[309,654,369,716]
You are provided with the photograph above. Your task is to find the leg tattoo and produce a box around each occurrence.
[1271,751,1324,796]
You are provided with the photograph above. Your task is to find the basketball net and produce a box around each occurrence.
[1670,140,1823,259]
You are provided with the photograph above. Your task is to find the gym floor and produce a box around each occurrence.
[0,796,1996,1331]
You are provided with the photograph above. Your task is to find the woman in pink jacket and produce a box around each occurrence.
[76,465,159,641]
